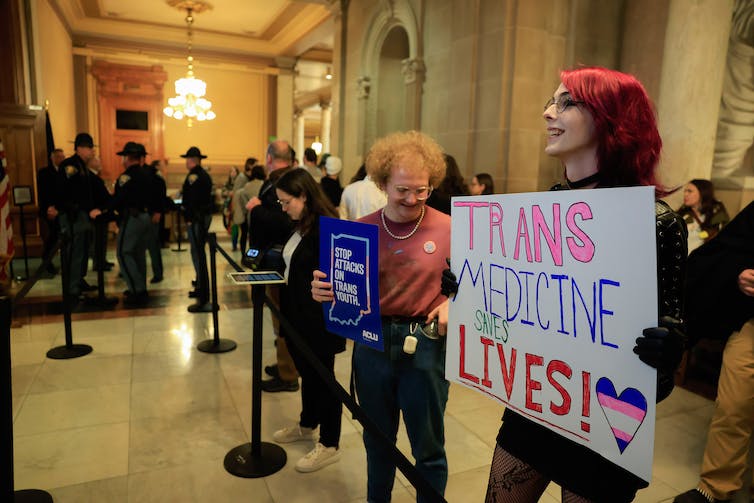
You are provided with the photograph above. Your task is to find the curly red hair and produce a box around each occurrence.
[561,67,667,194]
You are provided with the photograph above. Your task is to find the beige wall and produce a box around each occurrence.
[35,0,76,157]
[162,62,272,167]
[337,0,739,207]
[655,0,732,208]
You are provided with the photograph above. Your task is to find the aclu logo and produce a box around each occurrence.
[362,330,379,342]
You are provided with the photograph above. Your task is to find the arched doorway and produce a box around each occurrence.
[376,26,409,137]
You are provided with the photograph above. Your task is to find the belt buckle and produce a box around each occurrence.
[409,319,439,340]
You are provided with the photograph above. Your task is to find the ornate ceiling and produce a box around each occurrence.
[50,0,336,68]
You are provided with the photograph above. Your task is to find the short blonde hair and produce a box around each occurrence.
[365,131,446,188]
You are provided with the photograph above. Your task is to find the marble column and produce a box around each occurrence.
[655,0,732,195]
[356,76,371,158]
[275,57,296,142]
[294,111,305,162]
[401,58,425,131]
[320,102,332,154]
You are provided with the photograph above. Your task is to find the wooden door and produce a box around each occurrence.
[91,61,167,183]
[0,104,47,255]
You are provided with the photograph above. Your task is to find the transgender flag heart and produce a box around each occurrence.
[595,377,648,454]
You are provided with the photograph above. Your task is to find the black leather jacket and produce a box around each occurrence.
[553,184,687,399]
[495,189,688,503]
[655,199,687,320]
[654,199,688,400]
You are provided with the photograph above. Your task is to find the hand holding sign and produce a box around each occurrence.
[311,269,334,303]
[318,217,384,350]
[447,187,659,482]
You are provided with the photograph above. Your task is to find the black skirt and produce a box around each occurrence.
[496,409,648,503]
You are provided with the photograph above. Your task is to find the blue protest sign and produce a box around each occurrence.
[319,216,383,350]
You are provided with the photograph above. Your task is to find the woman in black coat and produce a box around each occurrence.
[272,168,346,473]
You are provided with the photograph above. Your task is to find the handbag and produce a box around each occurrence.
[691,212,718,242]
[243,243,284,272]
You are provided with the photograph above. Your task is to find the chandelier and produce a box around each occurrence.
[163,0,216,127]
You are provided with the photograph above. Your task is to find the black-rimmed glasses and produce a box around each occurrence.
[544,93,585,113]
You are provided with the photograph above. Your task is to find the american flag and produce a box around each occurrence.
[0,138,13,283]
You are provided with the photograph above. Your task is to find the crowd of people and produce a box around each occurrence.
[38,135,170,307]
[35,64,752,503]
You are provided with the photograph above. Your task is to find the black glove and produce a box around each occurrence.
[633,316,685,372]
[441,258,458,297]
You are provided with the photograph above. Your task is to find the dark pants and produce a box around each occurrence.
[146,219,163,279]
[59,211,90,296]
[89,217,109,270]
[188,214,212,302]
[117,212,150,294]
[239,221,249,253]
[287,341,341,448]
[40,216,59,272]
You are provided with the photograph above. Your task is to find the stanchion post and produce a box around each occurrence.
[197,233,236,354]
[1,297,53,502]
[59,229,73,338]
[172,207,186,252]
[250,283,263,455]
[18,205,29,280]
[85,215,117,309]
[223,284,286,477]
[47,231,93,360]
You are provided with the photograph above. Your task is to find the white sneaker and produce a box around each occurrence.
[272,425,317,443]
[295,442,341,473]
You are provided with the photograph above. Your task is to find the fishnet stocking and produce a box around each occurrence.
[485,444,595,503]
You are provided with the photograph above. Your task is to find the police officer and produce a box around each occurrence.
[144,159,166,283]
[180,146,213,313]
[93,142,151,306]
[56,133,98,302]
[38,148,65,276]
[87,156,114,273]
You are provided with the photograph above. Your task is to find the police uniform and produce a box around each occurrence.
[180,147,214,308]
[88,167,113,272]
[144,163,167,282]
[37,161,61,274]
[56,135,96,298]
[111,143,152,301]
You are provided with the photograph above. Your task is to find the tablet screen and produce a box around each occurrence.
[228,271,285,284]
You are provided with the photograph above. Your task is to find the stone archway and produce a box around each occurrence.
[376,26,410,137]
[357,0,423,155]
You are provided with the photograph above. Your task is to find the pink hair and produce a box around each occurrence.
[560,67,667,195]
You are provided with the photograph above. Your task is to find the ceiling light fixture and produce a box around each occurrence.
[163,0,216,127]
[311,136,323,155]
[325,66,333,80]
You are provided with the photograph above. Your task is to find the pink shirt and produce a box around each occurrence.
[360,206,451,317]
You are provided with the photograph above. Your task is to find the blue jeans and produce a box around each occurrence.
[354,319,449,503]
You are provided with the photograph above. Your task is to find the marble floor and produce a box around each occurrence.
[5,217,746,503]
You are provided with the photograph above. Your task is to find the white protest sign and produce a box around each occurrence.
[446,186,657,482]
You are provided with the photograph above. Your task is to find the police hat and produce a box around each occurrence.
[180,146,207,159]
[116,142,148,157]
[73,133,95,148]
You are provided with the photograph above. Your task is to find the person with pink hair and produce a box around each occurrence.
[480,67,688,502]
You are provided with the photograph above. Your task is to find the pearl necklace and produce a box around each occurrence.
[380,206,425,240]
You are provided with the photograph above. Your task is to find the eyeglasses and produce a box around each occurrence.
[390,185,433,201]
[277,198,292,207]
[544,93,585,114]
